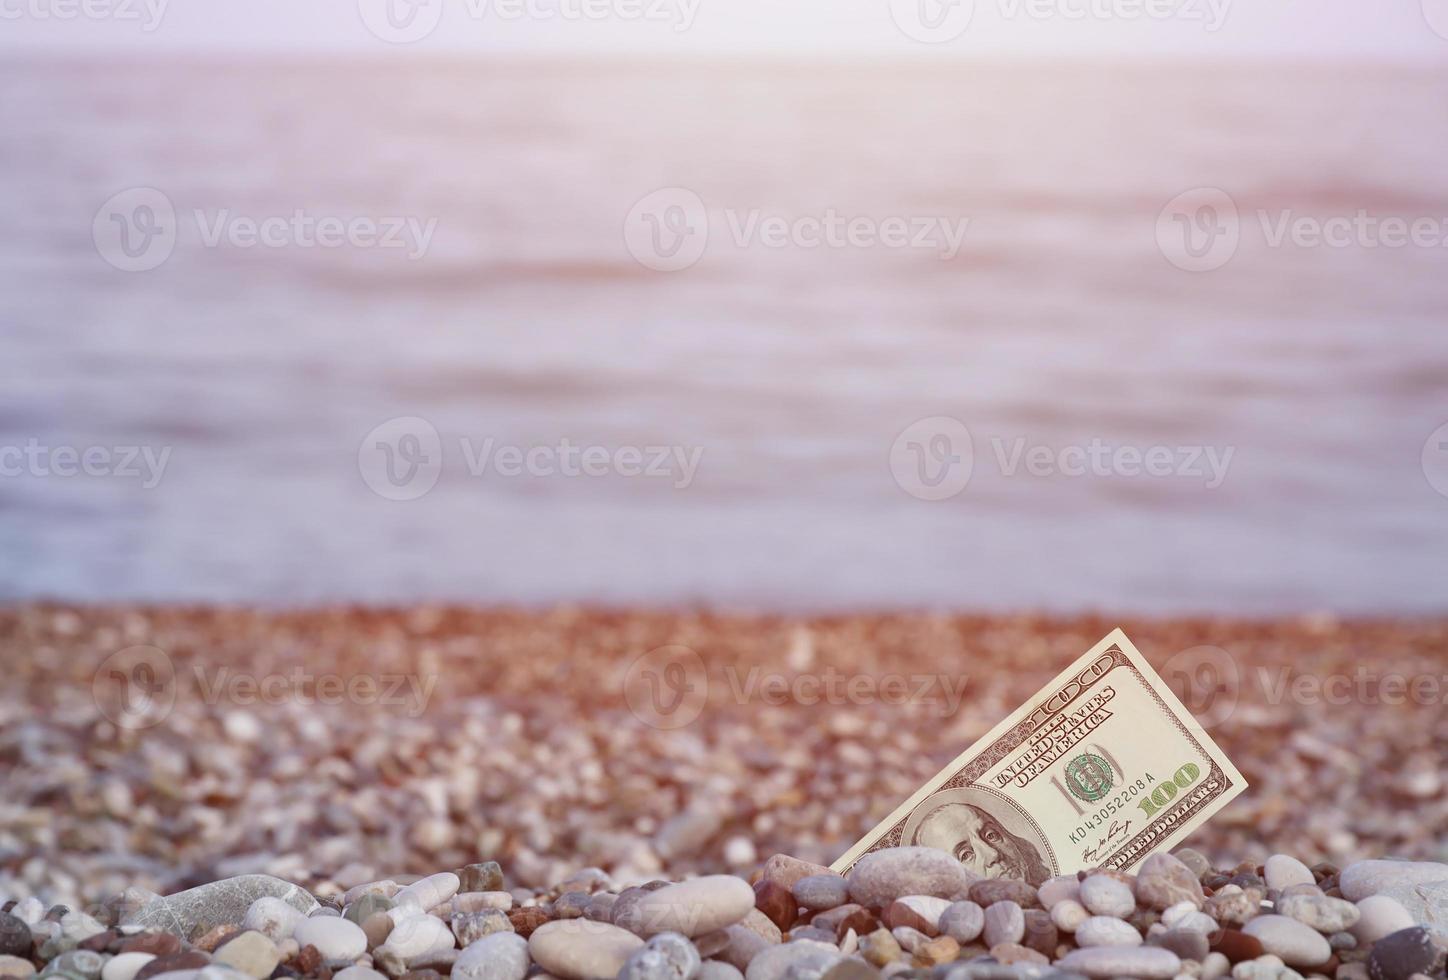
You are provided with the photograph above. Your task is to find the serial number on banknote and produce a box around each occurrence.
[1066,774,1151,845]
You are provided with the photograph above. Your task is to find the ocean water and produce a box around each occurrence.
[3,59,1448,614]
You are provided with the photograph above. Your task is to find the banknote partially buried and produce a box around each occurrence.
[832,628,1246,879]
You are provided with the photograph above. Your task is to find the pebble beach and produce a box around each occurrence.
[2,605,1447,980]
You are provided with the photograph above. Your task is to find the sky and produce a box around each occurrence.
[3,0,1448,59]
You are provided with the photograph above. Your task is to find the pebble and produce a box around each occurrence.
[881,897,948,936]
[528,920,644,980]
[698,964,743,980]
[742,940,840,980]
[1175,849,1213,881]
[393,875,460,914]
[760,856,834,891]
[1278,893,1359,934]
[967,881,1037,909]
[1152,926,1210,961]
[618,932,700,980]
[380,913,454,960]
[241,898,303,943]
[751,881,796,933]
[0,916,29,959]
[982,902,1024,948]
[1075,915,1143,947]
[1036,876,1080,910]
[1366,926,1447,980]
[124,877,317,941]
[292,917,367,961]
[451,909,512,946]
[1265,856,1316,892]
[1354,897,1418,945]
[457,864,504,895]
[632,876,756,937]
[1050,899,1088,933]
[452,932,529,980]
[794,877,851,912]
[1340,862,1448,902]
[1080,876,1135,918]
[1136,854,1206,912]
[211,933,279,979]
[846,849,975,908]
[0,956,34,979]
[1054,945,1182,978]
[937,902,983,944]
[333,969,388,980]
[1242,914,1332,967]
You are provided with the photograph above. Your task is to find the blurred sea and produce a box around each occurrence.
[3,58,1448,614]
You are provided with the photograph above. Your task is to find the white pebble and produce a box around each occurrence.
[381,914,455,960]
[1264,855,1315,891]
[1076,915,1144,948]
[102,953,155,980]
[1080,875,1136,918]
[1350,894,1416,944]
[1051,900,1089,933]
[293,917,368,961]
[393,873,461,912]
[243,898,304,942]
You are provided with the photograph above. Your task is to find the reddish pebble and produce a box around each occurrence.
[1210,928,1265,963]
[119,933,182,957]
[753,879,797,932]
[506,907,549,938]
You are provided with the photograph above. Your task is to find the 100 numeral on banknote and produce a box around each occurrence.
[832,629,1246,881]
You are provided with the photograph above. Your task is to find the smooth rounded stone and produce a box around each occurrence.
[697,964,743,980]
[631,877,755,938]
[363,911,394,950]
[1075,915,1142,948]
[1228,955,1286,980]
[455,894,513,915]
[0,915,29,958]
[967,881,1037,910]
[1080,876,1135,919]
[211,932,279,979]
[809,906,861,935]
[1241,915,1331,968]
[1136,854,1206,912]
[847,850,977,909]
[1277,893,1359,934]
[1354,897,1418,945]
[1036,876,1080,911]
[1264,856,1316,892]
[134,951,211,980]
[713,925,769,973]
[752,881,796,934]
[938,902,984,944]
[787,926,834,945]
[742,940,840,980]
[761,857,835,891]
[457,864,504,895]
[452,909,512,947]
[52,951,106,980]
[103,957,156,980]
[1149,926,1210,961]
[793,877,851,913]
[1366,926,1448,980]
[1340,862,1448,902]
[1206,887,1262,928]
[119,935,182,958]
[1199,951,1230,980]
[1174,849,1213,881]
[333,969,389,980]
[0,955,35,979]
[394,875,460,914]
[293,917,368,961]
[982,903,1024,948]
[618,932,701,980]
[817,962,878,980]
[380,914,454,960]
[346,895,396,926]
[1055,946,1182,978]
[124,877,319,942]
[1049,899,1088,933]
[241,899,303,944]
[881,898,949,936]
[453,932,529,980]
[528,920,644,980]
[1329,930,1357,951]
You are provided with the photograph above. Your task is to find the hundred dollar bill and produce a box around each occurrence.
[832,628,1246,879]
